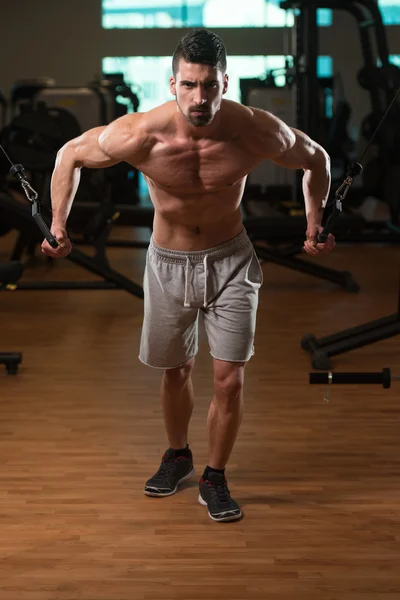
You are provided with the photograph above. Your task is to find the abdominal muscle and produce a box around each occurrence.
[147,178,247,251]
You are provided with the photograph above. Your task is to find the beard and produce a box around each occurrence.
[187,110,213,127]
[177,100,214,127]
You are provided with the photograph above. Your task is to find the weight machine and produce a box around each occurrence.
[302,279,400,370]
[280,0,400,231]
[293,0,400,369]
[8,74,141,206]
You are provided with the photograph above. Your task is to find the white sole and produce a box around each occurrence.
[144,468,195,497]
[198,493,242,522]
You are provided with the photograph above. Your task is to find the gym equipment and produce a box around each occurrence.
[35,85,112,133]
[317,86,400,243]
[301,84,400,368]
[283,2,400,368]
[0,352,21,375]
[90,72,140,121]
[10,78,56,118]
[302,290,400,370]
[0,190,144,296]
[280,0,400,232]
[303,194,400,370]
[309,368,400,402]
[10,73,139,128]
[309,368,397,388]
[0,104,81,171]
[10,74,141,204]
[0,261,23,374]
[280,0,395,139]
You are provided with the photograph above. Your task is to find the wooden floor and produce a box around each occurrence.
[1,228,400,599]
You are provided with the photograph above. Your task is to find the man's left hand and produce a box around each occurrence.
[304,223,336,256]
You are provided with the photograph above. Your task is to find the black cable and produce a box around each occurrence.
[0,142,14,167]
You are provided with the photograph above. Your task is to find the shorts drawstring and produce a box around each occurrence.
[183,254,209,308]
[203,254,208,308]
[184,256,191,308]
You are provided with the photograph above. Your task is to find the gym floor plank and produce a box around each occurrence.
[1,228,400,600]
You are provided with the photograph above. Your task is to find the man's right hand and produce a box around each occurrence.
[41,225,72,258]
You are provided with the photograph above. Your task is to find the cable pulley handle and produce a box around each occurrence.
[309,368,392,388]
[317,162,363,243]
[32,204,59,248]
[0,150,58,249]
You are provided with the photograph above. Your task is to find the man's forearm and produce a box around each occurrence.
[50,150,82,228]
[302,148,331,226]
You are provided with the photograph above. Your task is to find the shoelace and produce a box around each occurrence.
[154,459,179,484]
[209,480,230,503]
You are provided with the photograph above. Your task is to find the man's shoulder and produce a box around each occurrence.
[221,98,254,118]
[139,101,176,133]
[100,102,175,160]
[238,104,292,141]
[221,101,294,158]
[221,100,272,133]
[108,101,174,132]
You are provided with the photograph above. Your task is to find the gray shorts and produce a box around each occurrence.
[139,228,263,369]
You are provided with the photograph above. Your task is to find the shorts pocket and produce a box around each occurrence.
[244,250,263,288]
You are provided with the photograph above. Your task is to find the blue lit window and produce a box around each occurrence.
[316,8,332,27]
[317,56,333,78]
[379,1,400,25]
[102,0,332,28]
[377,54,400,67]
[389,55,400,67]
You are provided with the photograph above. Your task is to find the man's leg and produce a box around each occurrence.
[196,235,261,520]
[144,358,196,497]
[198,359,245,522]
[207,359,245,469]
[161,358,195,449]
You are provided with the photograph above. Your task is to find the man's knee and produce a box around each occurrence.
[213,360,245,406]
[163,357,195,385]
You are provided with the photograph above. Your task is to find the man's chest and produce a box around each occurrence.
[137,138,257,191]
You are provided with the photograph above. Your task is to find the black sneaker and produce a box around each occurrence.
[198,471,242,522]
[144,447,194,497]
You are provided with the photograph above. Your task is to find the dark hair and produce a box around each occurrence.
[172,29,227,75]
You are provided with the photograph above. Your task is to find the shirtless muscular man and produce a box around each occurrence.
[42,29,335,522]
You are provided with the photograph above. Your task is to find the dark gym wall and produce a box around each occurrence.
[0,0,399,135]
